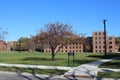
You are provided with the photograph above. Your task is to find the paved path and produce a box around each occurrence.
[0,71,68,80]
[0,63,72,70]
[64,57,120,80]
[0,71,119,80]
[0,63,71,80]
[98,68,120,72]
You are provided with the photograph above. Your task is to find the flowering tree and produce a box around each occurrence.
[34,22,76,60]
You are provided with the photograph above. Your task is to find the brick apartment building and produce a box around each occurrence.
[44,43,83,53]
[115,44,120,52]
[93,31,116,53]
[1,31,117,53]
[0,40,10,52]
[44,31,117,53]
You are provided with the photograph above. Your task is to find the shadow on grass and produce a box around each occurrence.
[21,57,66,61]
[100,60,120,68]
[98,72,120,78]
[2,66,66,75]
[74,60,96,65]
[16,68,66,80]
[88,53,120,59]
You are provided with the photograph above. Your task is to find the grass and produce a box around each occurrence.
[98,72,120,78]
[0,51,105,67]
[0,52,120,75]
[99,59,120,69]
[98,53,120,78]
[0,51,103,74]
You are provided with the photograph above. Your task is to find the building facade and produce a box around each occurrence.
[1,31,117,53]
[115,44,120,52]
[44,31,117,53]
[93,31,116,53]
[0,40,10,52]
[44,43,83,53]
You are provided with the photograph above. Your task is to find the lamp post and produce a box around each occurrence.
[19,39,21,52]
[103,20,107,57]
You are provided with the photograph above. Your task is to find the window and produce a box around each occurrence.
[96,46,97,49]
[95,32,97,35]
[69,46,71,49]
[96,41,97,44]
[76,46,78,49]
[110,50,112,52]
[99,41,101,44]
[73,46,74,49]
[109,46,112,49]
[79,43,81,45]
[65,46,67,49]
[103,46,105,48]
[66,50,67,52]
[109,37,112,40]
[79,46,81,49]
[99,46,101,49]
[103,32,104,35]
[96,50,97,52]
[99,32,101,35]
[99,37,101,39]
[109,42,112,44]
[95,37,97,40]
[73,50,74,52]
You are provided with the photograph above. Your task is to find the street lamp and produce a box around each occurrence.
[103,20,107,57]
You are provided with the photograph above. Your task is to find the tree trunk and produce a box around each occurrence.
[51,50,55,61]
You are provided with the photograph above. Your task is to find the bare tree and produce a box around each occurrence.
[34,22,76,61]
[0,28,8,40]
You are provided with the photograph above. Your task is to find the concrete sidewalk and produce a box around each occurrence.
[0,63,72,70]
[98,68,120,72]
[0,71,68,80]
[64,57,120,80]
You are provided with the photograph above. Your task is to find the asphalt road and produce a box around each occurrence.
[0,71,68,80]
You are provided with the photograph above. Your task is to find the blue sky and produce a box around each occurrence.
[0,0,120,41]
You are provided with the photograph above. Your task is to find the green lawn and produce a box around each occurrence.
[99,59,120,69]
[0,51,103,74]
[98,72,120,78]
[0,51,104,67]
[98,54,120,78]
[0,52,120,75]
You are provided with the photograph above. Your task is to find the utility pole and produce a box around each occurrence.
[103,20,107,57]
